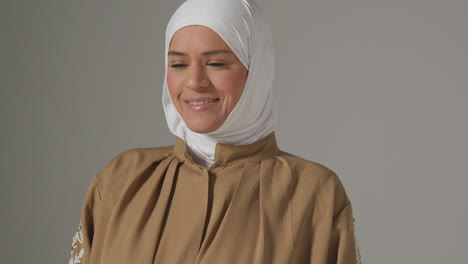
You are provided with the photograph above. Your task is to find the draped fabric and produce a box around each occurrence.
[69,133,359,263]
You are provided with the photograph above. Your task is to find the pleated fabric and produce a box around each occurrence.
[69,133,359,264]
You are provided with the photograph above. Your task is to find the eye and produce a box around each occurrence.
[208,62,227,67]
[170,64,187,69]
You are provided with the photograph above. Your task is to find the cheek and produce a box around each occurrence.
[217,70,247,100]
[166,72,181,99]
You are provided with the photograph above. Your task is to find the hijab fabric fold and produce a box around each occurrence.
[162,0,276,168]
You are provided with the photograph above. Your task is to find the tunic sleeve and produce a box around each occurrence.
[327,202,361,264]
[308,170,362,264]
[68,178,101,264]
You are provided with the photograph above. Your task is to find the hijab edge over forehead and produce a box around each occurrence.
[166,19,250,69]
[162,0,276,168]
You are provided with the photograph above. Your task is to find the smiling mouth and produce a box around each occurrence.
[186,98,220,105]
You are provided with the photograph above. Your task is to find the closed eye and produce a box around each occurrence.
[170,64,187,68]
[208,63,227,67]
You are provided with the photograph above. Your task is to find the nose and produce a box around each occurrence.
[185,64,210,91]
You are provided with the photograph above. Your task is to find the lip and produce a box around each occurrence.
[183,97,220,111]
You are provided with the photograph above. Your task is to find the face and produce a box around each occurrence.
[167,25,248,134]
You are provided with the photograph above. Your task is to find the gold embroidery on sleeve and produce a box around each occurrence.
[353,218,362,264]
[69,221,85,264]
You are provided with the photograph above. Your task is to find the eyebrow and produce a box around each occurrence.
[168,49,233,56]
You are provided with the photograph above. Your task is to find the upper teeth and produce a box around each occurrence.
[188,99,218,105]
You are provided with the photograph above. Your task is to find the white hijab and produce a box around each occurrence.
[162,0,276,168]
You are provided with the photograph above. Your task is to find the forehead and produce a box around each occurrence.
[169,25,232,51]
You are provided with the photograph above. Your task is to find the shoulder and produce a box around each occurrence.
[109,145,174,166]
[92,145,175,195]
[104,145,174,173]
[277,150,338,186]
[276,151,349,209]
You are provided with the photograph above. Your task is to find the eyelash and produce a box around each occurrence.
[170,64,187,68]
[169,63,227,68]
[208,63,226,67]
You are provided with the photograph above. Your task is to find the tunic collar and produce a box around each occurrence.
[173,132,280,168]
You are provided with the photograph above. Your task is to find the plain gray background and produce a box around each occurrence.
[2,0,467,263]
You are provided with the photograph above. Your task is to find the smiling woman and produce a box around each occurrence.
[166,26,248,134]
[68,0,360,263]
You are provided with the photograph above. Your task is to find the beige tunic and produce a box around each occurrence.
[69,133,360,264]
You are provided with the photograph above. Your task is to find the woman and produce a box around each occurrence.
[69,0,360,263]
